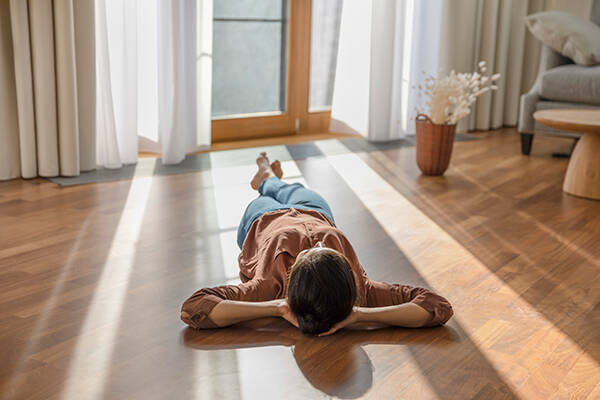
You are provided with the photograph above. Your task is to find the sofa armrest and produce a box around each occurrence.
[518,46,573,133]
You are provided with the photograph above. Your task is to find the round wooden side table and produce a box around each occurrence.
[534,109,600,200]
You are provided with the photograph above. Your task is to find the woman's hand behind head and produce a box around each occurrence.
[318,307,360,336]
[276,299,299,328]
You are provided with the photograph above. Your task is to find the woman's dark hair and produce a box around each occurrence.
[287,249,357,335]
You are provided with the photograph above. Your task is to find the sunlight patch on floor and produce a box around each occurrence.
[209,162,303,231]
[61,174,153,400]
[192,349,241,399]
[236,346,310,399]
[315,140,600,395]
[217,230,239,277]
[5,219,91,399]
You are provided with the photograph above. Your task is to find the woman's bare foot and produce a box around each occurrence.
[270,160,283,179]
[251,152,274,190]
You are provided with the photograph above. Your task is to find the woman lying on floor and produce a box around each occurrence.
[181,153,453,336]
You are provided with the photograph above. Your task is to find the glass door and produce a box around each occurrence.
[211,0,294,142]
[210,0,342,143]
[212,1,288,117]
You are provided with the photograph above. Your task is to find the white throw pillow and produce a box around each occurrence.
[525,11,600,66]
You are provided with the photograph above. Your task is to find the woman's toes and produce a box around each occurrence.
[271,161,283,179]
[256,156,268,169]
[256,152,271,168]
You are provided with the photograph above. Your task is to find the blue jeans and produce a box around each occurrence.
[237,177,335,248]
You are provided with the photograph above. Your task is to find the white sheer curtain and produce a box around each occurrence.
[96,0,211,167]
[330,0,441,142]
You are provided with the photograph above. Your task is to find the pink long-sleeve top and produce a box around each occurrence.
[181,208,453,329]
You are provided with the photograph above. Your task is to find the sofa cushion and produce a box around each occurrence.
[540,64,600,105]
[525,11,600,66]
[593,0,600,26]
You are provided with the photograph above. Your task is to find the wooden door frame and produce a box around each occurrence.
[211,0,331,143]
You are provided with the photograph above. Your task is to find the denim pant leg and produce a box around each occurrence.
[236,194,286,249]
[260,177,335,224]
[237,177,335,249]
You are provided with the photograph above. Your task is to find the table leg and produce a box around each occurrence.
[563,132,600,200]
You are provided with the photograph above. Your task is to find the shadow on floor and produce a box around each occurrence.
[359,141,600,366]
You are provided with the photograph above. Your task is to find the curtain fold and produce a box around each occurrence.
[439,0,594,133]
[195,0,213,151]
[0,0,95,180]
[95,0,138,168]
[330,0,441,142]
[97,0,210,166]
[54,0,80,174]
[309,0,343,110]
[0,1,21,179]
[95,0,123,169]
[28,0,60,176]
[439,0,542,133]
[330,0,372,138]
[157,0,198,164]
[74,0,97,172]
[4,0,34,178]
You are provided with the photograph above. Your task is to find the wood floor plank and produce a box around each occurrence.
[0,129,597,399]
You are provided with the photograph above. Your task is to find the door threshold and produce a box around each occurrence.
[139,132,360,159]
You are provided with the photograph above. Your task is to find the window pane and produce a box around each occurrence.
[212,1,288,117]
[214,0,282,20]
[309,0,342,111]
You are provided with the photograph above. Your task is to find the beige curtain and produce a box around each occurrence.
[439,0,593,133]
[0,0,95,180]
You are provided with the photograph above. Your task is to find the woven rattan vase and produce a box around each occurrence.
[415,114,456,176]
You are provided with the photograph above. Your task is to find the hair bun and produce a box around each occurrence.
[298,313,330,335]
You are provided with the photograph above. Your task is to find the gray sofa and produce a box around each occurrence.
[518,1,600,155]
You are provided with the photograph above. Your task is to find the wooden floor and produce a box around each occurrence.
[1,129,599,399]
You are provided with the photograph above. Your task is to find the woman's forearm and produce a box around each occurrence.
[356,303,433,328]
[207,299,282,327]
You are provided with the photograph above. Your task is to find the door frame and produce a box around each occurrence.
[211,0,331,143]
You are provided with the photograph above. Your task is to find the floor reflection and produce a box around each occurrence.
[183,322,459,399]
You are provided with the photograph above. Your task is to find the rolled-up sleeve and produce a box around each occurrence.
[181,279,275,329]
[365,280,453,326]
[180,287,230,329]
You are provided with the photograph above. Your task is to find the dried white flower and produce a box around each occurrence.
[414,61,501,125]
